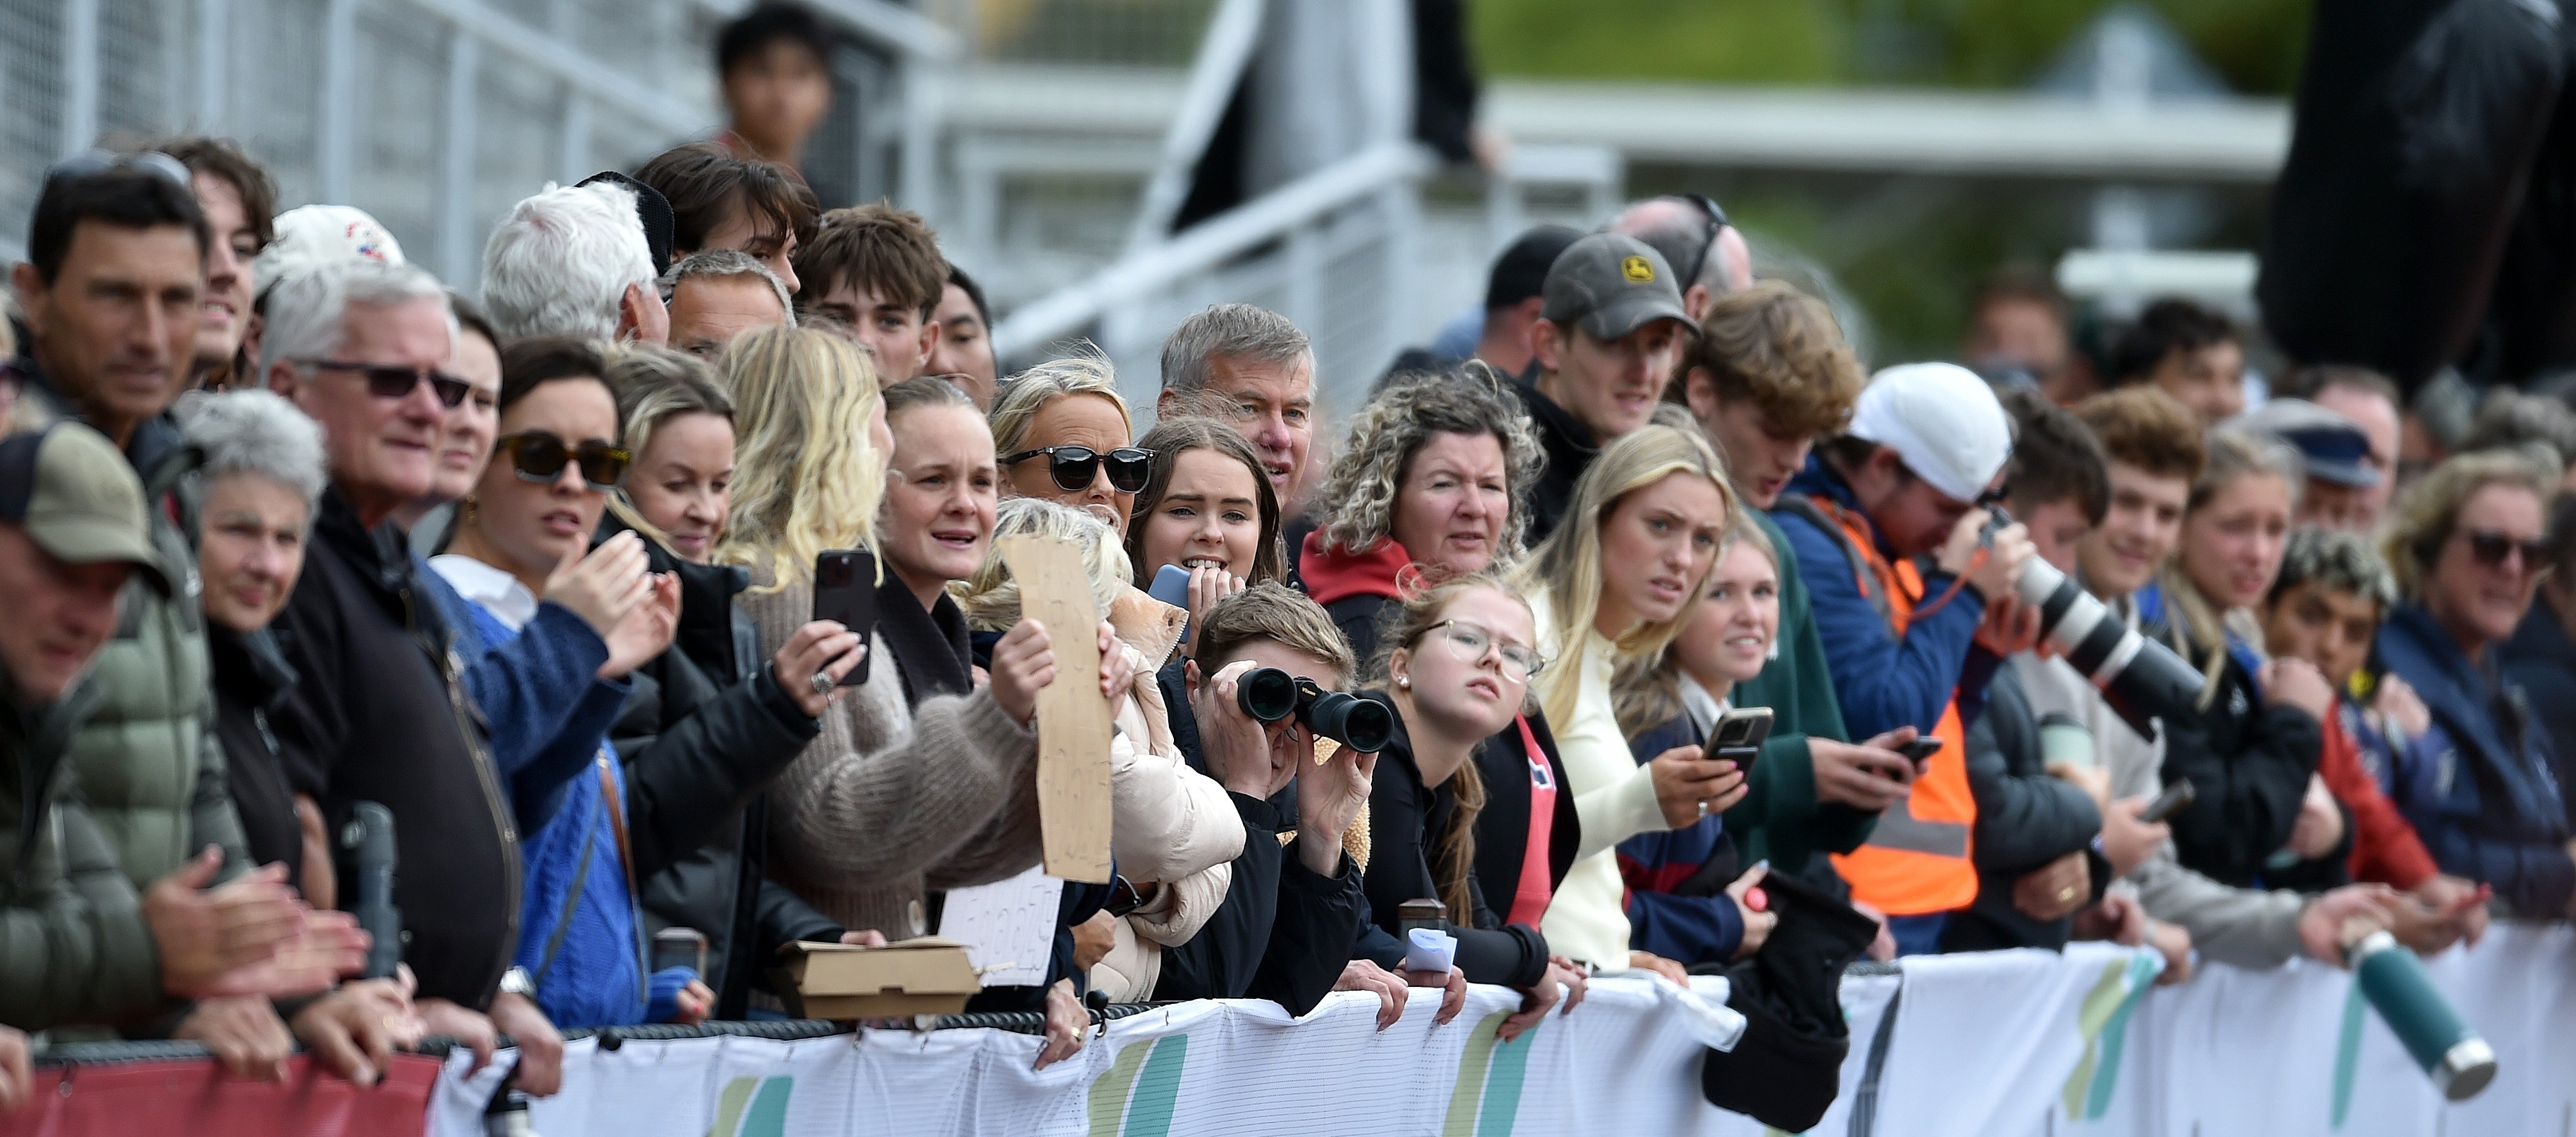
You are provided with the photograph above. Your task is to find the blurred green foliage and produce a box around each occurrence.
[1471,0,2312,95]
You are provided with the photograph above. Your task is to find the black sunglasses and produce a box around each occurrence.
[1003,445,1154,493]
[2461,529,2550,571]
[300,359,471,408]
[495,431,632,490]
[1665,192,1731,291]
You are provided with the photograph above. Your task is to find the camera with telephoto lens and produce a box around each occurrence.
[1982,506,2207,737]
[1236,666,1395,752]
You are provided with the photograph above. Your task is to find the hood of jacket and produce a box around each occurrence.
[1299,532,1416,608]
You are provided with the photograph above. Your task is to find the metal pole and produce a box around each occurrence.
[1121,0,1265,255]
[196,0,231,132]
[316,0,361,203]
[897,58,939,219]
[62,0,100,156]
[440,31,481,287]
[559,96,592,186]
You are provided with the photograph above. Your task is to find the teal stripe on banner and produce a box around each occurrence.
[1476,1019,1541,1137]
[1121,1034,1190,1137]
[743,1076,794,1137]
[2331,984,2367,1130]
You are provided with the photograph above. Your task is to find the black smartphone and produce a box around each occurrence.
[2139,777,2197,824]
[1704,708,1774,776]
[813,549,877,686]
[1897,736,1943,764]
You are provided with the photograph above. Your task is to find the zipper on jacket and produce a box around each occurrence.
[404,589,524,1000]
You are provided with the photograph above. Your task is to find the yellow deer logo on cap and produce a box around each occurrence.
[1620,255,1654,283]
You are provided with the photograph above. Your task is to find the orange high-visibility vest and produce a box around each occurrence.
[1791,496,1980,918]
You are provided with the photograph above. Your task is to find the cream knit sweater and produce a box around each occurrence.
[742,576,1045,941]
[1528,592,1674,969]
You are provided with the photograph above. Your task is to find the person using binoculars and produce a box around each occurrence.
[1359,574,1590,1044]
[1774,363,2038,955]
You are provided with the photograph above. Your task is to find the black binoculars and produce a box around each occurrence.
[1235,667,1394,753]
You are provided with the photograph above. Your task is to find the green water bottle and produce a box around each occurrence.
[2343,929,2497,1100]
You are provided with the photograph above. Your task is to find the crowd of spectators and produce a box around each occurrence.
[3,1,2575,1121]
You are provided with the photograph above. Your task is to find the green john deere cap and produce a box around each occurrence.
[0,424,171,595]
[1541,232,1693,342]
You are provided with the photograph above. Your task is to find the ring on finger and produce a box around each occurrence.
[810,670,836,695]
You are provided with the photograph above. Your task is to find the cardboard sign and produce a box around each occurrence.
[996,534,1114,883]
[776,937,979,1019]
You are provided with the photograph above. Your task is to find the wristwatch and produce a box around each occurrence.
[498,966,536,1000]
[1105,875,1147,918]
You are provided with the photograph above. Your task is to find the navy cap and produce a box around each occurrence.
[2234,398,2381,488]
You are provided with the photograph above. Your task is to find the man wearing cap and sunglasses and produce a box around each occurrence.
[1773,363,2040,954]
[1517,232,1699,545]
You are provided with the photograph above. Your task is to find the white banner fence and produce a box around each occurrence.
[428,923,2576,1137]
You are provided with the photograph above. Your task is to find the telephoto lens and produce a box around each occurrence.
[1236,666,1302,722]
[1989,508,2207,737]
[2345,929,2497,1100]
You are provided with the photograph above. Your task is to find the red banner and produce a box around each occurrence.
[0,1053,438,1137]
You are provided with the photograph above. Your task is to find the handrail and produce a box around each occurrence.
[991,141,1434,359]
[393,0,715,138]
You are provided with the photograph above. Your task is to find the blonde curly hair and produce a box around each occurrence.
[713,325,886,588]
[954,497,1130,631]
[1311,362,1543,557]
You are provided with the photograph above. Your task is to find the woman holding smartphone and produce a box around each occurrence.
[1362,575,1589,1043]
[1612,521,1788,966]
[1511,423,1744,980]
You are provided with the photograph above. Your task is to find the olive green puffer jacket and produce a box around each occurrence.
[0,676,168,1030]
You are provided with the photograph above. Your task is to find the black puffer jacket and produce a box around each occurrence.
[1941,664,2108,952]
[2156,642,2323,890]
[605,521,837,1020]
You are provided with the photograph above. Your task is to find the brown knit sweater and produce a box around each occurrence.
[742,576,1044,940]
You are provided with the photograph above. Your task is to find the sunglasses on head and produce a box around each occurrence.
[494,431,631,490]
[300,359,471,408]
[1003,445,1154,493]
[2460,529,2550,570]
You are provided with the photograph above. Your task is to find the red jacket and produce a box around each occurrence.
[2320,703,2439,889]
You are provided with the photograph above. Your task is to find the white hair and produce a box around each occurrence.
[480,180,655,340]
[258,258,456,383]
[174,388,330,505]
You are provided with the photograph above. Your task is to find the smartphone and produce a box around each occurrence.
[1149,563,1193,609]
[812,549,877,686]
[1704,707,1773,766]
[2139,777,2197,824]
[1897,736,1943,764]
[652,926,707,977]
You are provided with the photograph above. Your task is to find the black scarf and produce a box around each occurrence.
[876,573,973,708]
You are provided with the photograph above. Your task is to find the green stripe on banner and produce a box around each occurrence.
[711,1076,758,1137]
[1120,1035,1189,1137]
[1442,1012,1513,1137]
[1086,1039,1153,1137]
[2080,954,2160,1119]
[1475,1019,1541,1137]
[2331,984,2367,1130]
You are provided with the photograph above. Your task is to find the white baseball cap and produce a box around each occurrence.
[1846,362,2013,504]
[252,205,408,299]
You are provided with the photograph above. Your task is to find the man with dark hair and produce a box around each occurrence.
[1469,224,1581,379]
[715,3,835,176]
[1607,195,1751,321]
[1964,267,2087,403]
[791,204,947,383]
[2110,297,2245,423]
[634,142,819,295]
[1517,233,1696,541]
[928,265,999,409]
[155,139,276,388]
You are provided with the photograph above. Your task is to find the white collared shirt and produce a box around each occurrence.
[428,554,539,633]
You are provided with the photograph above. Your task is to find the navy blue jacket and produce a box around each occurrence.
[2378,603,2574,915]
[2499,593,2576,805]
[1771,455,1998,738]
[1617,714,1747,965]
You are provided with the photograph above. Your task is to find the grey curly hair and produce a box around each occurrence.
[1311,363,1543,557]
[174,388,330,505]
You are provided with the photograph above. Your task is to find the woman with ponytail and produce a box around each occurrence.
[1361,575,1588,1043]
[2139,428,2340,889]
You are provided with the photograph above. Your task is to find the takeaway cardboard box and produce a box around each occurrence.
[776,937,982,1019]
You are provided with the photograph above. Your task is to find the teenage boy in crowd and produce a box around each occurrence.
[2108,297,2246,424]
[2257,528,2488,952]
[792,204,945,383]
[1942,390,2132,953]
[1667,282,1919,898]
[2036,388,2400,974]
[1517,233,1695,542]
[713,3,835,178]
[635,141,819,296]
[929,266,1001,410]
[1774,363,2035,954]
[159,138,275,390]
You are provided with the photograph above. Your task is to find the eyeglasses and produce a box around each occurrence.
[299,359,471,408]
[45,149,193,193]
[1417,619,1545,681]
[493,431,632,490]
[2459,529,2550,572]
[1002,445,1153,493]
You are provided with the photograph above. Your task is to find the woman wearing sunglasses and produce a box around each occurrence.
[2139,429,2343,892]
[430,337,716,1030]
[594,347,864,1020]
[2378,450,2576,919]
[1359,575,1589,1044]
[989,353,1153,534]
